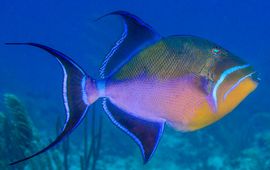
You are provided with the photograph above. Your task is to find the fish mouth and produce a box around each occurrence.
[250,71,261,84]
[223,71,260,100]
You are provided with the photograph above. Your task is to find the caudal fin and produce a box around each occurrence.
[6,43,94,165]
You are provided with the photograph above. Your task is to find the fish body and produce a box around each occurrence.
[7,11,259,165]
[100,36,258,131]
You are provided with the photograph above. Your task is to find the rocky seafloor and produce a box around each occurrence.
[0,93,269,170]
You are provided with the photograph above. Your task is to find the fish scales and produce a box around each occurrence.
[114,36,214,81]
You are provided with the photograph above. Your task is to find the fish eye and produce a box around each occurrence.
[211,48,221,55]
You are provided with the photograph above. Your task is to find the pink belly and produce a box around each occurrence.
[106,76,208,131]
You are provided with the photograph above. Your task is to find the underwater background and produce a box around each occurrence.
[0,0,270,169]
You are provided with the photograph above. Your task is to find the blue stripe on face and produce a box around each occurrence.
[212,64,250,111]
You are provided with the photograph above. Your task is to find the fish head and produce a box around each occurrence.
[186,43,260,131]
[210,48,260,114]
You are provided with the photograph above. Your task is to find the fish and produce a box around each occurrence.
[6,11,260,165]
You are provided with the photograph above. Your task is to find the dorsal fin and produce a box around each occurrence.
[102,98,164,163]
[98,11,162,79]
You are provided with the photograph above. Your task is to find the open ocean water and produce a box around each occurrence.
[0,0,270,169]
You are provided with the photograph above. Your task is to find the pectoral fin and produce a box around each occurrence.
[102,99,165,163]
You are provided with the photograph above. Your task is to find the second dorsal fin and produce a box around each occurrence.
[98,11,162,79]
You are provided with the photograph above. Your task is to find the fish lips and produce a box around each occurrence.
[251,71,261,84]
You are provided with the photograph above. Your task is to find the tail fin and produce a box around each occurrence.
[6,43,94,165]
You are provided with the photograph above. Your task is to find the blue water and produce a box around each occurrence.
[0,0,270,169]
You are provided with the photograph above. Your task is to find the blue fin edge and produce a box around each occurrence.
[98,11,162,79]
[102,98,164,163]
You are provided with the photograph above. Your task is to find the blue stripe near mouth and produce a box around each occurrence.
[212,64,250,111]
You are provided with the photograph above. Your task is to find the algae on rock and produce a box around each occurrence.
[0,93,60,170]
[4,93,35,163]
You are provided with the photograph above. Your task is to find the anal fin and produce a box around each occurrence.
[102,98,164,163]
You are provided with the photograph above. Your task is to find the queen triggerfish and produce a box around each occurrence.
[6,11,260,165]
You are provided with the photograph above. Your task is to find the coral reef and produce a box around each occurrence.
[4,94,34,163]
[0,93,60,170]
[0,111,7,169]
[0,93,103,170]
[227,131,270,170]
